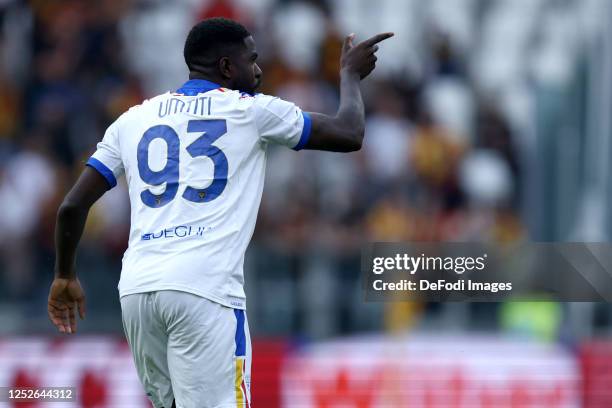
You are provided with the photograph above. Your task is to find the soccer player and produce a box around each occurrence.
[48,17,392,408]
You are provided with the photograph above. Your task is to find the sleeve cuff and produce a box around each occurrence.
[292,112,312,151]
[86,157,117,189]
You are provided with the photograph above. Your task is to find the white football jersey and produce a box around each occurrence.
[87,79,311,309]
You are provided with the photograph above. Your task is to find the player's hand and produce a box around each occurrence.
[340,32,394,80]
[48,277,86,334]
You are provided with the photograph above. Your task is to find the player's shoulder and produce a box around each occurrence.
[100,94,167,140]
[214,87,258,101]
[114,92,171,124]
[248,93,299,116]
[131,92,170,113]
[241,92,291,110]
[212,88,271,113]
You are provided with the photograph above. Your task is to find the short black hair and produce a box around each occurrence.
[184,17,251,71]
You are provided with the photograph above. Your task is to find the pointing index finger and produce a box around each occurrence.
[361,32,394,48]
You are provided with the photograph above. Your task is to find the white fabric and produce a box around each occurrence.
[121,291,252,408]
[90,87,307,309]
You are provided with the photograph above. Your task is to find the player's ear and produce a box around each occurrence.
[218,56,232,80]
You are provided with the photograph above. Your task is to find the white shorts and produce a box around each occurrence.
[120,290,251,408]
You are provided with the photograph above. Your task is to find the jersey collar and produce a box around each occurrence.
[176,79,221,96]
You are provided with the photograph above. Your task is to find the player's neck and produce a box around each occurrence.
[188,71,229,89]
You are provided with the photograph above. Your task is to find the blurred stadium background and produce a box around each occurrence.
[1,0,612,406]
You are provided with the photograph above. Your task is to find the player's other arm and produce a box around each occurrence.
[49,167,109,334]
[303,32,394,152]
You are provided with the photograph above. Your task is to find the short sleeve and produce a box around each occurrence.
[86,120,124,189]
[253,94,312,150]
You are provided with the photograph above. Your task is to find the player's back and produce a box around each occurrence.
[87,79,310,309]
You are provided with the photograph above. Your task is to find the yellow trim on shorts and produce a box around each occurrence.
[235,357,245,406]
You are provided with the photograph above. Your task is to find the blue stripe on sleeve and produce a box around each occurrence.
[292,111,312,151]
[86,157,117,189]
[234,309,246,357]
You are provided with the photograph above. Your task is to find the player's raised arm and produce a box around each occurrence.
[302,32,394,152]
[48,167,109,334]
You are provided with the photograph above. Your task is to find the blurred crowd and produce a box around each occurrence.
[0,0,607,337]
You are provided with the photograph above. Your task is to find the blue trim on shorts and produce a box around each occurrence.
[234,309,246,357]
